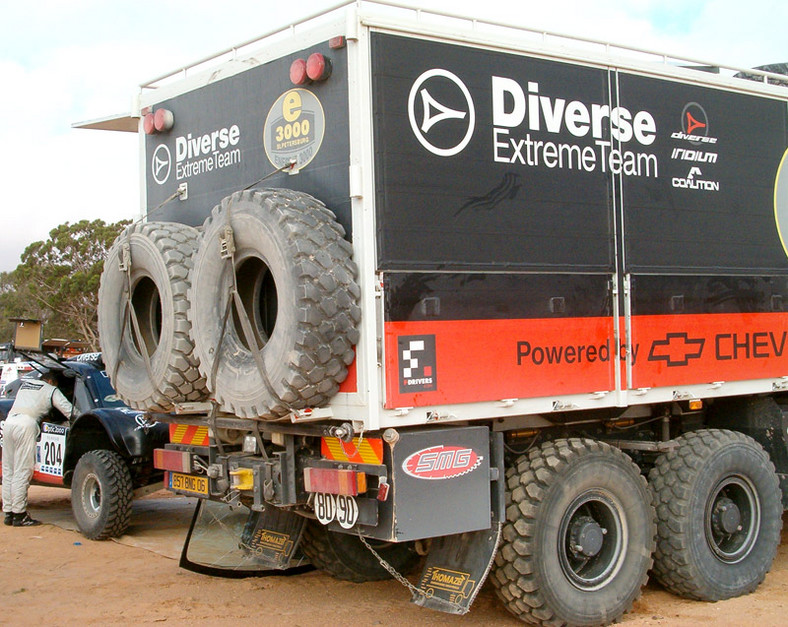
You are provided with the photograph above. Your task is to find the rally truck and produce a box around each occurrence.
[82,1,788,624]
[0,353,169,539]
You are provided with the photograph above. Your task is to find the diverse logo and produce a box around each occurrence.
[151,144,171,185]
[398,334,437,393]
[672,102,717,144]
[402,445,483,480]
[264,88,325,170]
[408,69,476,157]
[671,102,720,191]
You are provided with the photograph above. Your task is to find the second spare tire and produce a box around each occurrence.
[98,221,208,411]
[189,188,360,419]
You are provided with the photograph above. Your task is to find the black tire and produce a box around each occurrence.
[71,449,133,540]
[300,521,420,583]
[491,438,656,627]
[649,429,782,601]
[98,221,207,411]
[189,188,360,419]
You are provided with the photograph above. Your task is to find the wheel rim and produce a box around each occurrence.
[80,472,102,520]
[558,489,627,591]
[704,474,760,564]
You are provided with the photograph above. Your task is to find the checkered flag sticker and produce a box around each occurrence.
[398,334,437,393]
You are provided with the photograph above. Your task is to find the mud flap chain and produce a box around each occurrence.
[355,531,470,615]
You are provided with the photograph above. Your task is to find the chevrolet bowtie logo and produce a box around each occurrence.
[648,333,705,367]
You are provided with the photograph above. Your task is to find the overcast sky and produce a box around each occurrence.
[0,0,785,272]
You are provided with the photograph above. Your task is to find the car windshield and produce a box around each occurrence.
[93,371,127,408]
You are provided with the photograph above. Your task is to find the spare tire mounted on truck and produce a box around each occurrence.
[189,188,361,419]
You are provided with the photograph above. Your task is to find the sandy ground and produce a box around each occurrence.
[1,487,788,626]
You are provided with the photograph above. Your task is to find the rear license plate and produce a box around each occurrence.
[169,472,208,496]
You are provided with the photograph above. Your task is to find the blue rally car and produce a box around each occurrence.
[0,353,169,539]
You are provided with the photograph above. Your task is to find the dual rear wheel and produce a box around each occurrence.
[492,431,782,626]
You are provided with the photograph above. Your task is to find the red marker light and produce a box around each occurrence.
[143,113,156,135]
[290,58,308,85]
[154,108,174,132]
[306,53,332,81]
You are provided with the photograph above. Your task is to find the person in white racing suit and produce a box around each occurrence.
[2,371,73,526]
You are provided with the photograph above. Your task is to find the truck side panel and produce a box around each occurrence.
[371,31,788,408]
[144,43,352,235]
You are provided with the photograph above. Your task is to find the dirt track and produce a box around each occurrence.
[1,487,788,625]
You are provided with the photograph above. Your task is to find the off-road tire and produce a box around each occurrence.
[98,221,207,411]
[649,429,782,601]
[300,521,420,583]
[189,188,360,419]
[491,438,656,627]
[71,449,133,540]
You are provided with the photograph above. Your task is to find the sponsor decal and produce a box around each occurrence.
[408,69,476,157]
[42,423,68,436]
[672,102,716,144]
[398,334,437,393]
[152,124,242,185]
[134,414,159,432]
[672,166,720,192]
[491,76,658,178]
[402,445,483,480]
[386,314,788,407]
[264,88,325,170]
[420,566,476,600]
[175,124,242,182]
[249,529,293,556]
[670,103,720,192]
[773,148,788,258]
[151,144,171,185]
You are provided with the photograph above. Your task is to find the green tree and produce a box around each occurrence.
[3,219,130,350]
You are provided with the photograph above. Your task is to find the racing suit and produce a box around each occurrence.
[2,379,73,515]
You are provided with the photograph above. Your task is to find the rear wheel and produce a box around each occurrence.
[491,438,655,626]
[649,429,782,601]
[300,521,420,583]
[71,450,133,540]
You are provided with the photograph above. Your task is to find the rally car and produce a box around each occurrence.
[0,353,168,539]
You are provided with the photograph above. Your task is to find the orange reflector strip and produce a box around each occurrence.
[170,424,210,446]
[304,468,366,496]
[321,437,383,465]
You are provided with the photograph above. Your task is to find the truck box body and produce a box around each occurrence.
[137,7,788,431]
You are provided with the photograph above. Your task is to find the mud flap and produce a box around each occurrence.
[410,432,505,614]
[179,500,313,577]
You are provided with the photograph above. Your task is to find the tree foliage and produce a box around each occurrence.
[0,219,130,350]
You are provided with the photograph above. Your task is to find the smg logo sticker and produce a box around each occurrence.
[264,88,325,170]
[402,445,483,480]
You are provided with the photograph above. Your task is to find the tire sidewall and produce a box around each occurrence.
[191,202,297,409]
[100,230,176,395]
[679,440,781,596]
[70,450,131,540]
[528,449,653,623]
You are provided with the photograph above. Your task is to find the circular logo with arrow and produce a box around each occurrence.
[408,69,475,157]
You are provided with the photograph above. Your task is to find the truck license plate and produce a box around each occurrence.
[314,492,359,529]
[170,472,208,496]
